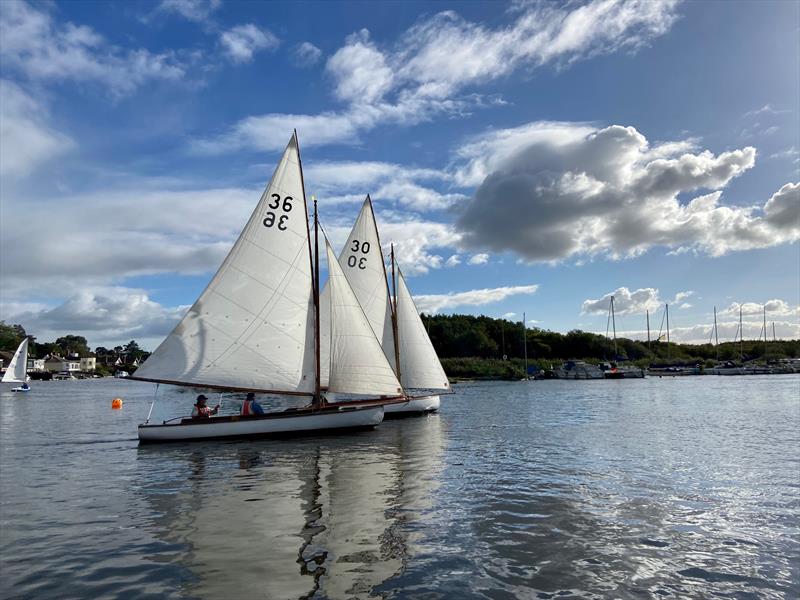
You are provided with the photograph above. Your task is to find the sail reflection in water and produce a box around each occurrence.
[135,416,445,599]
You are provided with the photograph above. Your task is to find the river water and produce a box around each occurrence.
[0,375,798,599]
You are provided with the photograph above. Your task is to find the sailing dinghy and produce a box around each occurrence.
[2,338,31,391]
[133,134,403,442]
[320,196,450,416]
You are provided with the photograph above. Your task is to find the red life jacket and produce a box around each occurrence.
[242,400,252,416]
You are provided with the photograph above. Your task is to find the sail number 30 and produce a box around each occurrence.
[347,239,370,269]
[263,194,292,230]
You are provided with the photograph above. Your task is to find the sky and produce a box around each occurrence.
[1,0,798,350]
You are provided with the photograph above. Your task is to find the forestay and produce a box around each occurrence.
[319,197,395,387]
[396,269,450,391]
[1,338,29,383]
[325,241,403,397]
[134,135,316,394]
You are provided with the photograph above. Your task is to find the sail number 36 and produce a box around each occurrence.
[347,239,370,269]
[263,194,292,230]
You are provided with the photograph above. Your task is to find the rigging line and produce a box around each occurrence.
[657,307,666,340]
[145,383,159,424]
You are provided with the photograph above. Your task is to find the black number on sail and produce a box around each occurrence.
[347,239,369,269]
[263,194,292,229]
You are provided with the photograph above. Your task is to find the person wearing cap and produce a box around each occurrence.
[191,394,220,418]
[241,392,265,416]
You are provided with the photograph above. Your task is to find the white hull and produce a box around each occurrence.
[138,405,384,443]
[384,395,440,416]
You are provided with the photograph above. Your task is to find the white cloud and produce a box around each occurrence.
[195,0,680,153]
[673,290,695,303]
[769,146,800,164]
[326,29,393,103]
[157,0,221,23]
[721,299,800,318]
[0,79,73,178]
[456,121,799,261]
[413,284,539,314]
[4,287,186,349]
[0,184,259,300]
[467,253,489,265]
[1,0,186,97]
[220,24,279,63]
[502,312,517,319]
[743,104,791,118]
[582,287,662,315]
[378,219,461,276]
[293,42,322,67]
[445,254,461,267]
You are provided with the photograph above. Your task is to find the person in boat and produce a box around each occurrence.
[241,392,265,416]
[20,382,29,390]
[191,394,219,418]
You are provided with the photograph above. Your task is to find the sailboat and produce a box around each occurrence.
[601,296,645,378]
[319,196,449,416]
[2,338,31,391]
[133,134,404,442]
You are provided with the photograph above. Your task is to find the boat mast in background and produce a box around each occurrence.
[763,305,768,357]
[522,312,528,376]
[610,296,618,359]
[773,321,777,342]
[666,303,670,361]
[713,306,719,361]
[313,198,321,408]
[646,309,651,351]
[739,305,743,362]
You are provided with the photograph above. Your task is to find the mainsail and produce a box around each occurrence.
[1,338,29,383]
[319,197,395,386]
[395,269,450,391]
[134,135,316,394]
[325,240,403,397]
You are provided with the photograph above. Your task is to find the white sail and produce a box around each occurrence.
[396,269,450,391]
[2,338,29,383]
[319,197,395,387]
[135,135,316,394]
[325,241,403,397]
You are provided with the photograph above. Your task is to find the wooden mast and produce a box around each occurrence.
[294,129,320,407]
[390,243,401,385]
[313,198,321,408]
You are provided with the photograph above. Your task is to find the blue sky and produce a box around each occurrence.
[1,0,798,349]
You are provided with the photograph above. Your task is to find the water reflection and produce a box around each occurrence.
[136,416,445,599]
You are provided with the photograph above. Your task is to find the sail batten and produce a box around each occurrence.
[134,135,316,393]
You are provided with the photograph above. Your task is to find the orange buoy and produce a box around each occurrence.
[111,398,123,409]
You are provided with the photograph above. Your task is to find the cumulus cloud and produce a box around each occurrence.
[769,146,800,163]
[194,0,680,152]
[293,42,322,67]
[456,121,798,261]
[378,219,461,276]
[220,24,279,63]
[582,287,663,315]
[4,287,186,349]
[445,255,461,267]
[721,299,800,318]
[467,253,489,265]
[0,79,73,178]
[0,0,186,97]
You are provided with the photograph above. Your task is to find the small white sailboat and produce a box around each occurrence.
[2,338,31,391]
[133,134,403,443]
[319,196,450,417]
